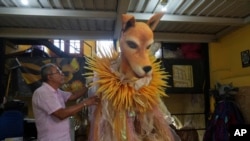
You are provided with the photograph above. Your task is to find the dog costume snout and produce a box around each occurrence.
[143,66,152,73]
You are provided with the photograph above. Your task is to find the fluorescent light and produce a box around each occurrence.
[161,6,167,12]
[21,0,29,6]
[160,0,168,12]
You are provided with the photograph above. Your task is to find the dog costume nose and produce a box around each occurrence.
[143,66,152,73]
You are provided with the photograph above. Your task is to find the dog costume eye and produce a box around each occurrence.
[126,41,137,49]
[146,45,151,49]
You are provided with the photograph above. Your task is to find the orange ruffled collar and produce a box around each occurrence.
[85,51,169,113]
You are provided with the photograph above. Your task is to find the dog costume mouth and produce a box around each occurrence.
[134,71,152,79]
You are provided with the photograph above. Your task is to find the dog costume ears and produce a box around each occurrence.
[121,13,164,32]
[121,14,135,32]
[147,13,164,30]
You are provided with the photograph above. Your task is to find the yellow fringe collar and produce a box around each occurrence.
[85,51,169,113]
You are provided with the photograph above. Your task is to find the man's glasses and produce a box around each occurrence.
[48,70,64,75]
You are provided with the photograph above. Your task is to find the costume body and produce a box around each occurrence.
[203,83,245,141]
[86,51,180,141]
[32,82,71,141]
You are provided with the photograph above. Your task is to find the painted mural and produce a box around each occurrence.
[5,57,86,97]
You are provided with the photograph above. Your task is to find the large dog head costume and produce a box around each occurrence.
[86,13,180,141]
[119,13,163,79]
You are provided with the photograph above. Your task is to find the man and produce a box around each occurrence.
[32,63,99,141]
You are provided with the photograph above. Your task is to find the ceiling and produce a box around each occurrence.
[0,0,249,43]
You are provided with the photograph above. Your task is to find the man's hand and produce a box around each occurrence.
[82,95,100,106]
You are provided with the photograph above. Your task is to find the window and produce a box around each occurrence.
[53,39,64,51]
[69,40,80,54]
[53,39,81,56]
[96,40,115,57]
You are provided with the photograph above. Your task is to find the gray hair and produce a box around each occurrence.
[40,63,57,82]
